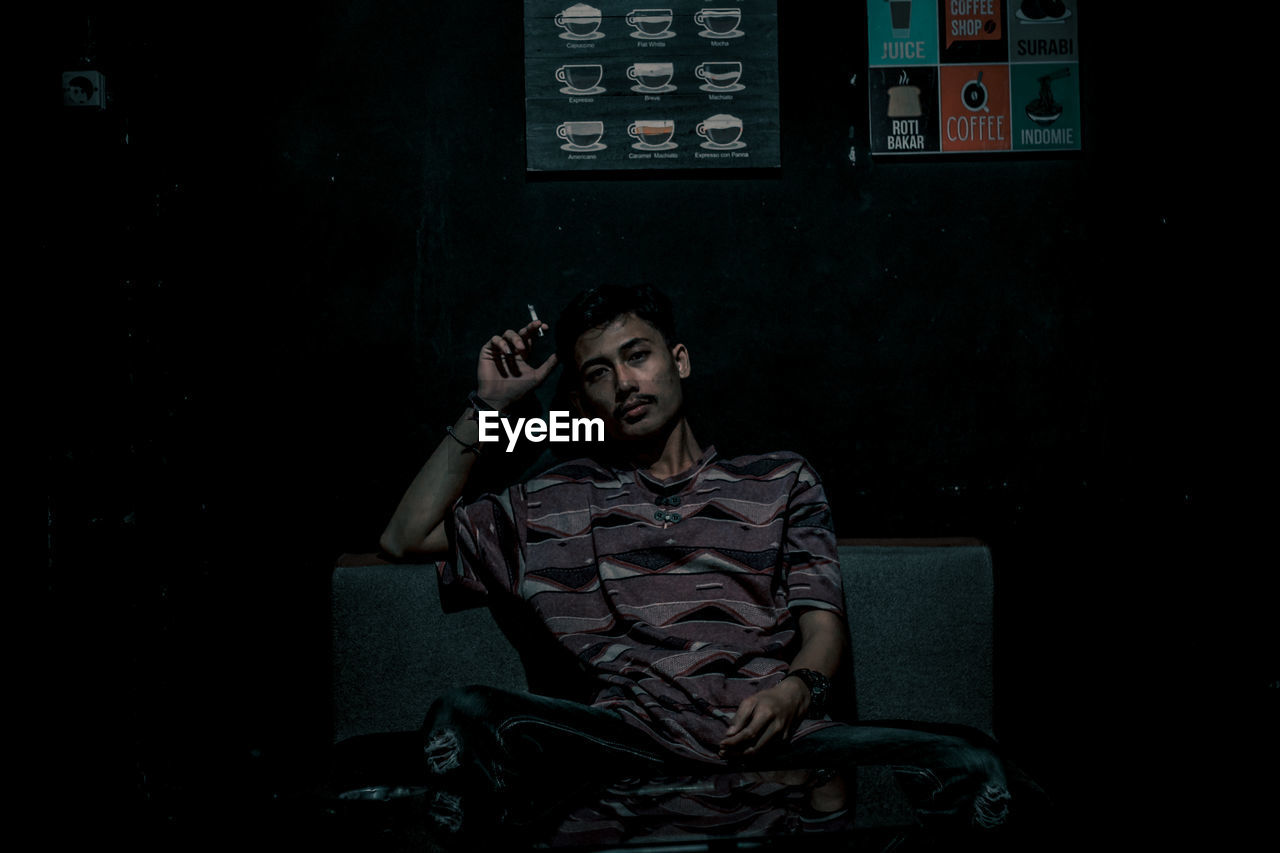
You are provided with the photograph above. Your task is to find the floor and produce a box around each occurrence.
[104,735,1069,853]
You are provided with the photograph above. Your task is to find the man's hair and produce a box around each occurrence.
[555,284,678,380]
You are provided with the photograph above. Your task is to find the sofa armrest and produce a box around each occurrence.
[838,540,995,737]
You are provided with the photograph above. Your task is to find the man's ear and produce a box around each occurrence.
[672,343,691,379]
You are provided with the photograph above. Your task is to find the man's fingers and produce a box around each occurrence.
[494,330,530,376]
[721,710,768,749]
[742,718,786,755]
[532,352,560,381]
[724,697,757,737]
[520,320,549,340]
[485,337,514,378]
[501,329,528,357]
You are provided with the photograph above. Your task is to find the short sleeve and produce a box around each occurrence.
[435,484,527,611]
[782,459,845,617]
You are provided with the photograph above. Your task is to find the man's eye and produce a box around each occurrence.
[628,351,649,362]
[585,368,607,382]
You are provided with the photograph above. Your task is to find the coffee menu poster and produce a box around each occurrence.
[867,0,1082,155]
[524,3,781,171]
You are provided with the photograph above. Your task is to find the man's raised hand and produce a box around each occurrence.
[476,319,559,411]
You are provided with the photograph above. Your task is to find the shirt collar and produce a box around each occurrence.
[628,444,719,493]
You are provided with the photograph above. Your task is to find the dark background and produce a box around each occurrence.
[32,2,1265,849]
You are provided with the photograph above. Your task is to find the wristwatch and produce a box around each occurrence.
[786,668,832,719]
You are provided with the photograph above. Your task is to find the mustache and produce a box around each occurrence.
[614,395,656,418]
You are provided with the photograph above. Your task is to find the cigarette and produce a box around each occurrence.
[528,304,544,336]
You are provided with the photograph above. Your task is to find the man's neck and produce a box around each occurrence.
[617,417,703,482]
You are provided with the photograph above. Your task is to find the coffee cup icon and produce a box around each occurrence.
[696,113,744,147]
[556,120,605,150]
[627,8,674,38]
[627,62,675,92]
[962,72,989,112]
[628,119,676,149]
[556,64,604,94]
[556,4,603,39]
[695,7,743,38]
[695,61,743,91]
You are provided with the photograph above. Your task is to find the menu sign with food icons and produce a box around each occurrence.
[524,2,781,171]
[867,0,1081,155]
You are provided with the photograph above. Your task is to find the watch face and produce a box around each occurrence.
[790,669,829,717]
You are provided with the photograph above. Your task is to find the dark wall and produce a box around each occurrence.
[36,1,1252,843]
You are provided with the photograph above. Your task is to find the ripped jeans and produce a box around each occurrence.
[421,685,1012,844]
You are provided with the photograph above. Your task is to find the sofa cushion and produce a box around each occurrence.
[331,540,995,743]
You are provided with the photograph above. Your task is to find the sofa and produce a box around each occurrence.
[328,538,1005,833]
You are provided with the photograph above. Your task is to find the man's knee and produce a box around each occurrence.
[425,684,505,728]
[422,685,506,776]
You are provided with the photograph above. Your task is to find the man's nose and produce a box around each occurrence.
[614,366,639,397]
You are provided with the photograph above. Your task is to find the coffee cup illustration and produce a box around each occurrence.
[696,113,744,147]
[695,7,743,38]
[962,71,989,112]
[627,62,675,92]
[556,64,604,94]
[556,120,605,150]
[628,119,676,149]
[695,61,743,91]
[556,4,603,39]
[626,8,674,38]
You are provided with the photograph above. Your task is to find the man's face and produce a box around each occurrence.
[570,313,690,442]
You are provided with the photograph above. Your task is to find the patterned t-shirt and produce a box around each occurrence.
[438,446,846,764]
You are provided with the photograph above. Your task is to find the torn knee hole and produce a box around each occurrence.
[425,727,463,774]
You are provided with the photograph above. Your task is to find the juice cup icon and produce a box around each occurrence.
[889,0,912,37]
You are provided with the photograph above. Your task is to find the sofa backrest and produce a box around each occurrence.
[330,539,994,744]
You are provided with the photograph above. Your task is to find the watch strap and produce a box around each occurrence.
[786,668,831,719]
[467,391,499,412]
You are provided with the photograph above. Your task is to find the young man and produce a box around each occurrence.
[380,285,1013,840]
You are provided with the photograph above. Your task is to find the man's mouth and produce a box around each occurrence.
[617,397,655,421]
